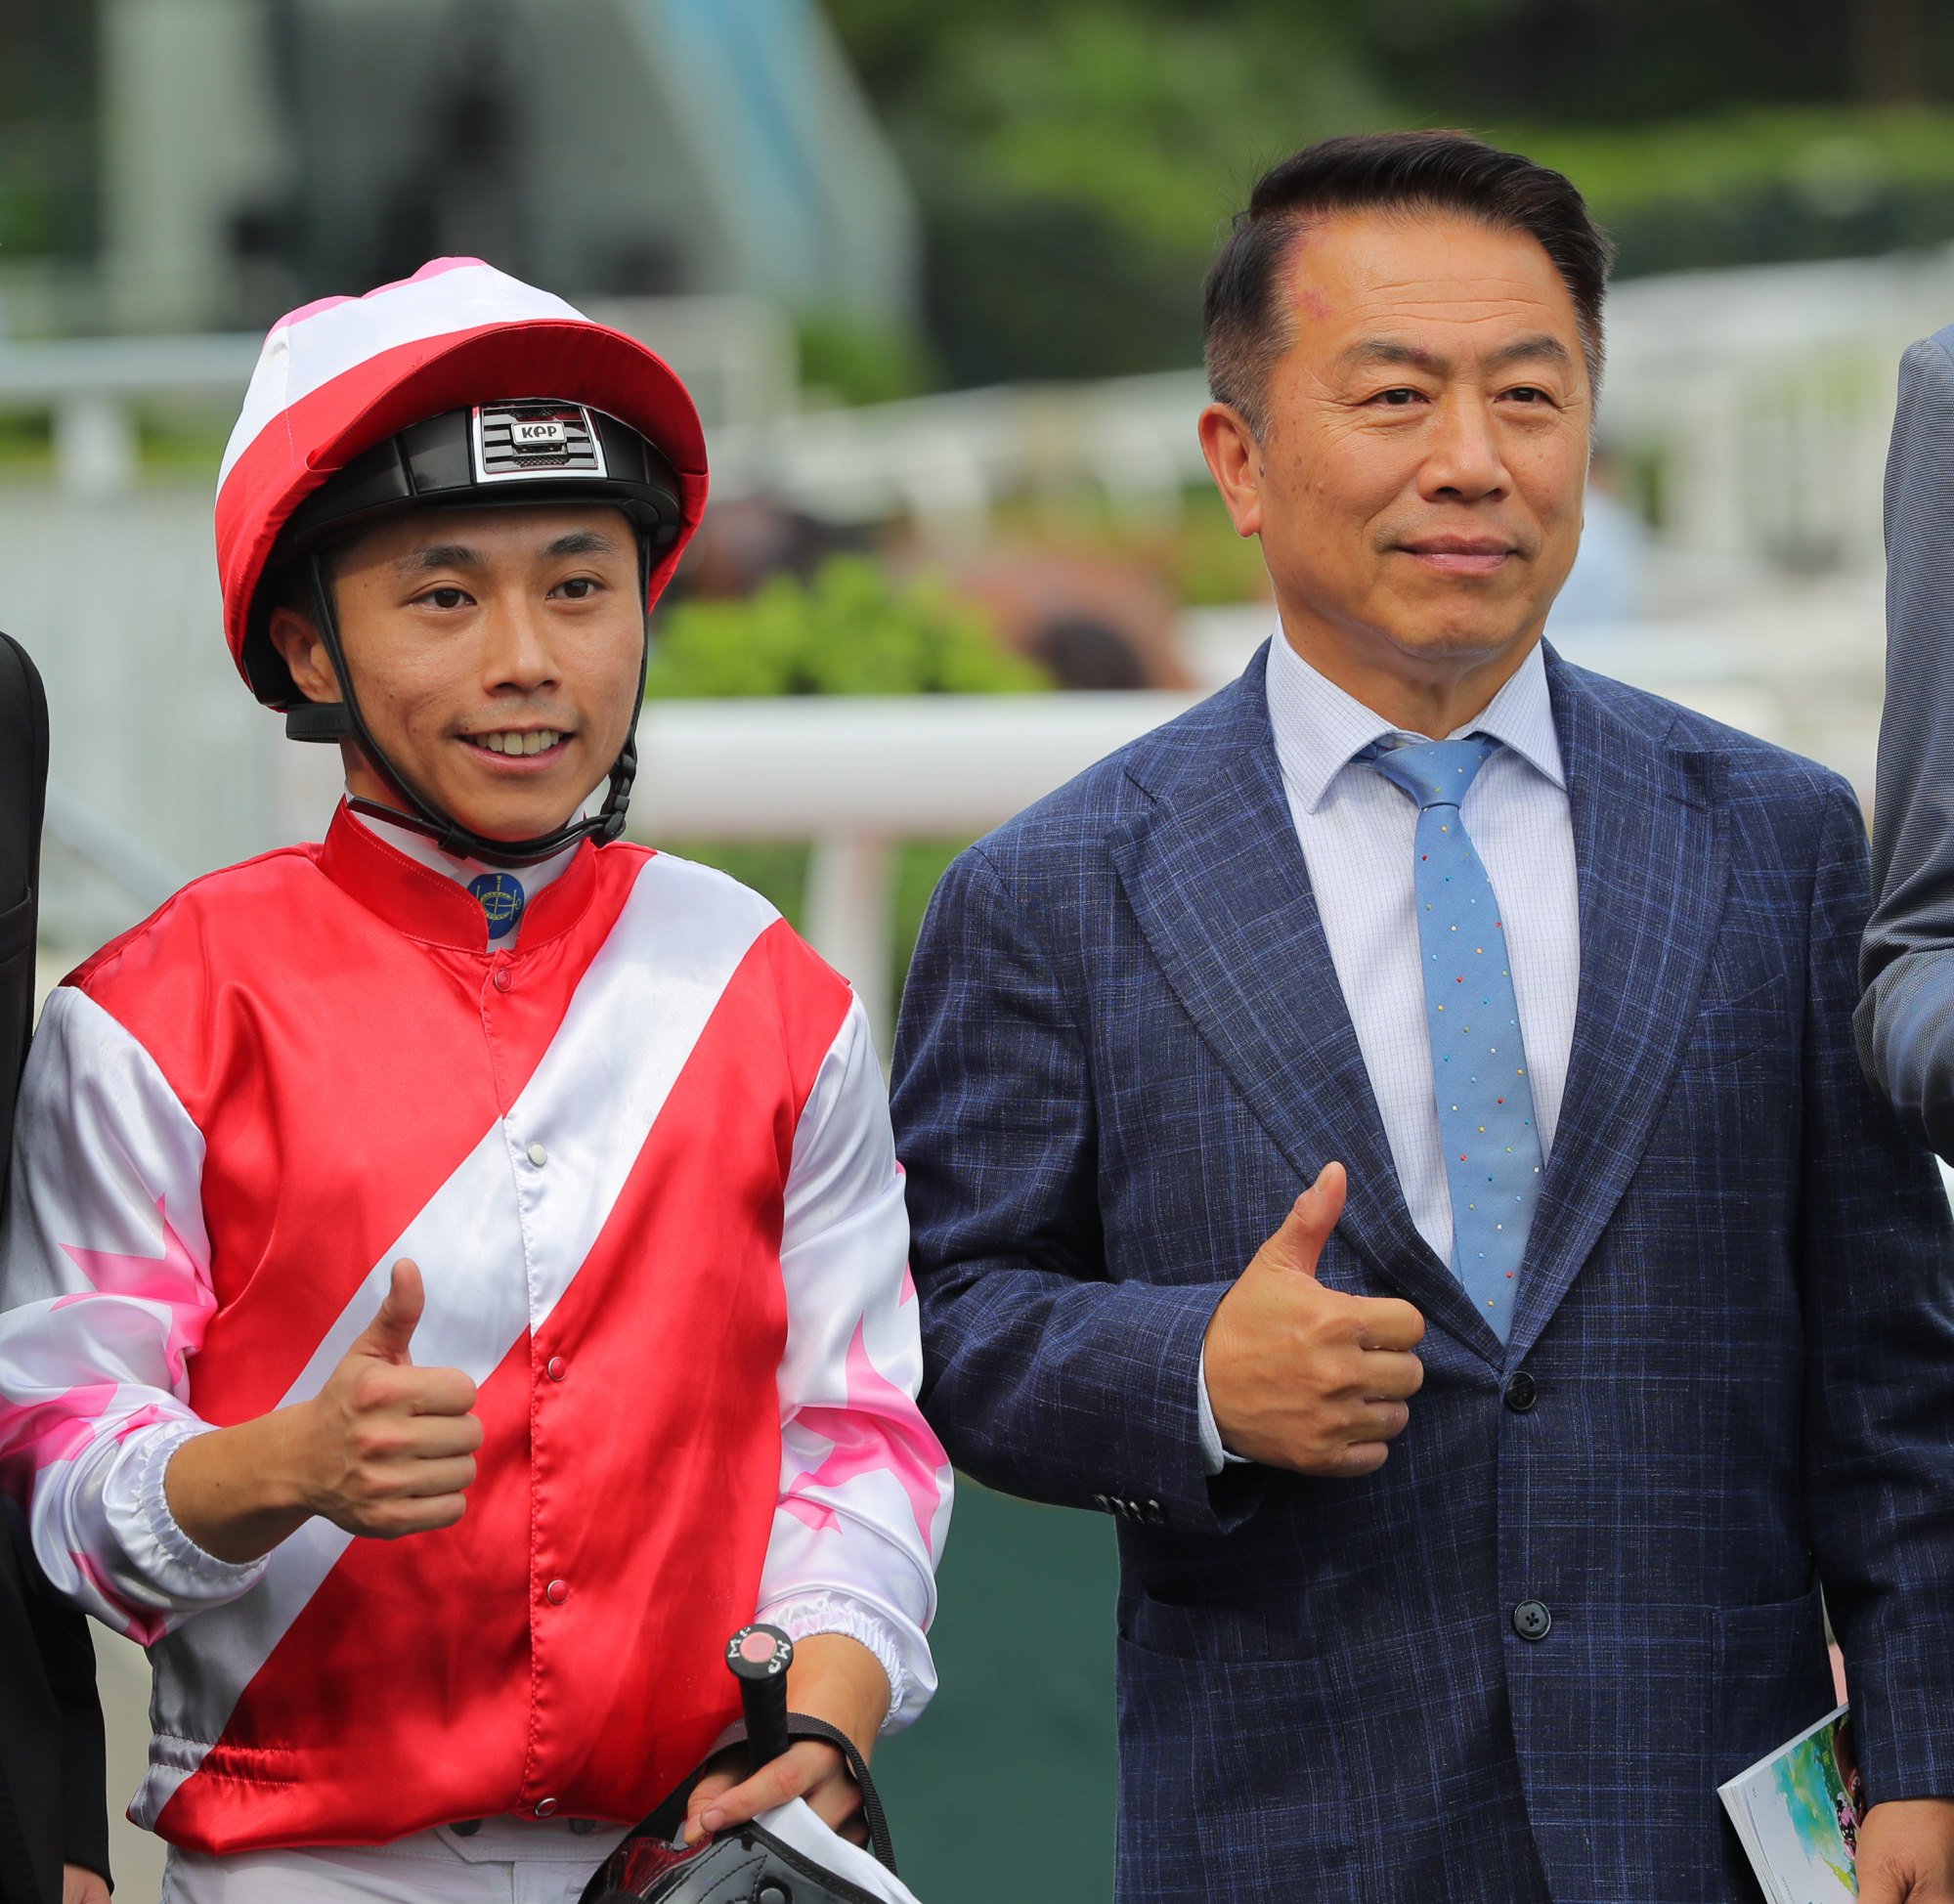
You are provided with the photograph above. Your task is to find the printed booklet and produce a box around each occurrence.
[1718,1704,1863,1903]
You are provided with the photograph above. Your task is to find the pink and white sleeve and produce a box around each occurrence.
[0,986,264,1641]
[757,994,954,1731]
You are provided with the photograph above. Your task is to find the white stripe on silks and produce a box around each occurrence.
[1,987,213,1312]
[217,261,587,487]
[134,851,779,1829]
[0,991,223,1632]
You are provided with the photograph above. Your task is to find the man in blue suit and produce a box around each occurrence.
[891,132,1954,1902]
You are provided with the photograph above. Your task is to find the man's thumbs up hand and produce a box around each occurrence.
[1202,1165,1427,1476]
[1253,1162,1349,1279]
[286,1258,484,1539]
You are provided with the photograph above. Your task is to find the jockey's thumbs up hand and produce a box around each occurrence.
[296,1257,484,1540]
[351,1257,425,1363]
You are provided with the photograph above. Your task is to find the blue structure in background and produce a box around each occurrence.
[620,0,918,321]
[97,0,918,335]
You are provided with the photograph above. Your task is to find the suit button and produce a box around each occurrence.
[1143,1499,1166,1527]
[1091,1493,1110,1513]
[1512,1599,1552,1641]
[1503,1370,1538,1412]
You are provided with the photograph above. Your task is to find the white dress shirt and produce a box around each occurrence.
[1196,632,1581,1470]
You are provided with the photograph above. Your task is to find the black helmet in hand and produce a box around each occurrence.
[581,1626,916,1904]
[585,1809,897,1904]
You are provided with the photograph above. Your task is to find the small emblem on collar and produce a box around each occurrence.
[468,871,526,942]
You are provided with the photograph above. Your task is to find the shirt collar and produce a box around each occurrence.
[318,801,597,954]
[350,804,581,909]
[1264,628,1565,816]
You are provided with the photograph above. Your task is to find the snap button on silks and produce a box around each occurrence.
[534,1797,558,1818]
[546,1356,567,1382]
[492,968,513,993]
[545,1579,569,1605]
[526,1142,547,1167]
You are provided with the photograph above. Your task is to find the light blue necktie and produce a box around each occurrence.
[1361,736,1541,1341]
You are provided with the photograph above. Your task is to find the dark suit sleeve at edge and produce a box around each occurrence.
[0,1501,110,1900]
[36,1585,109,1883]
[0,633,47,1228]
[1803,781,1954,1802]
[0,639,109,1892]
[1857,333,1954,1159]
[890,844,1264,1535]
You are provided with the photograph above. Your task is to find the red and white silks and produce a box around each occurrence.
[0,812,952,1852]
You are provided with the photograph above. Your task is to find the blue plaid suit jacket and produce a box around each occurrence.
[890,642,1954,1904]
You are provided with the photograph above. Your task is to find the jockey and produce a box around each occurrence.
[0,259,952,1904]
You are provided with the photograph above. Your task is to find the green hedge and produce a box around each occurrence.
[645,556,1048,1003]
[1509,107,1954,277]
[1513,108,1954,219]
[646,556,1051,700]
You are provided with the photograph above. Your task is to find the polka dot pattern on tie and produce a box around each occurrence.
[1360,735,1542,1342]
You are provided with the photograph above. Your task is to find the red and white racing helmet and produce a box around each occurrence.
[215,257,710,863]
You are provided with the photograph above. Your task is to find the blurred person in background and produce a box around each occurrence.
[893,132,1954,1903]
[1541,437,1650,633]
[0,634,110,1904]
[0,262,949,1903]
[1859,323,1954,1163]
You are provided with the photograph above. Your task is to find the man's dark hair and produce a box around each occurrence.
[1203,130,1615,437]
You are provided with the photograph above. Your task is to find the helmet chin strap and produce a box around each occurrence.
[287,540,652,870]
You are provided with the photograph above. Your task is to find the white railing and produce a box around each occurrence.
[0,332,257,497]
[0,329,1207,529]
[9,246,1954,552]
[259,690,1204,1048]
[629,692,1200,1038]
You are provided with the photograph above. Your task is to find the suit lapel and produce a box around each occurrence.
[1508,657,1729,1360]
[1110,666,1502,1362]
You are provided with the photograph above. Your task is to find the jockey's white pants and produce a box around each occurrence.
[158,1799,922,1904]
[158,1817,630,1903]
